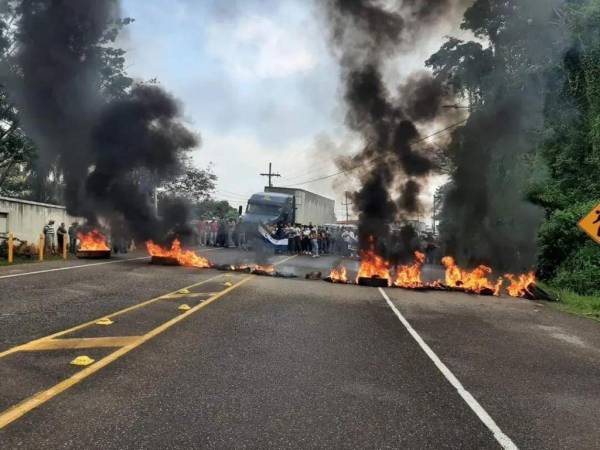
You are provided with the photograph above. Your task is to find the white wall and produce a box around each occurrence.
[0,196,82,245]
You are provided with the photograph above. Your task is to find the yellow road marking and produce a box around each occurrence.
[0,273,226,359]
[19,337,141,351]
[0,275,253,429]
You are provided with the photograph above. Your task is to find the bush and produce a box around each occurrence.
[551,242,600,295]
[537,200,600,294]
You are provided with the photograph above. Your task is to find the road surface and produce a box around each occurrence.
[0,247,599,449]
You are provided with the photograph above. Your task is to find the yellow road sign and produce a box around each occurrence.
[578,202,600,245]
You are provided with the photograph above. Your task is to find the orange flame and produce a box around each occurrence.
[356,237,390,285]
[146,239,211,268]
[504,272,536,298]
[329,265,348,283]
[77,230,110,251]
[441,256,502,296]
[394,251,426,288]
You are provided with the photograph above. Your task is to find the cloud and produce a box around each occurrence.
[206,14,317,80]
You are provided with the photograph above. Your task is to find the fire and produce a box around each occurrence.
[77,229,110,251]
[394,251,425,288]
[329,265,348,283]
[505,272,536,298]
[356,238,390,285]
[441,256,503,296]
[145,239,211,268]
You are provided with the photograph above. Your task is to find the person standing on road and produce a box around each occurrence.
[197,220,206,246]
[238,219,247,251]
[68,222,78,254]
[294,224,302,254]
[310,227,319,258]
[209,220,218,246]
[302,226,310,254]
[227,219,236,248]
[56,222,67,253]
[43,220,55,255]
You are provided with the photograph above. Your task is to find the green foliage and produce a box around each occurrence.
[427,0,553,271]
[540,282,600,321]
[530,1,600,294]
[536,201,598,278]
[552,243,600,295]
[0,4,134,200]
[160,162,216,203]
[193,199,238,221]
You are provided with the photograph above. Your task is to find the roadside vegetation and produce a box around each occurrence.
[540,282,600,322]
[430,0,600,299]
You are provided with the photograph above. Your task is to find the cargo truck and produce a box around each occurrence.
[241,188,336,251]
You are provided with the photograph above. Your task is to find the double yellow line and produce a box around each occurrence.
[0,273,225,359]
[0,253,298,429]
[0,275,252,429]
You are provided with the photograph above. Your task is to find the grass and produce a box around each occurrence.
[540,282,600,322]
[0,254,72,267]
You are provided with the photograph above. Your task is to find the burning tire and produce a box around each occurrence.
[150,255,180,266]
[76,249,111,259]
[357,276,389,288]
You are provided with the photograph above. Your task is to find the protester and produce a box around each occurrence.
[68,222,78,254]
[43,220,55,254]
[56,222,67,253]
[197,220,208,246]
[227,219,236,248]
[217,219,227,247]
[310,226,319,258]
[237,219,248,251]
[301,226,310,254]
[209,220,218,246]
[293,224,302,254]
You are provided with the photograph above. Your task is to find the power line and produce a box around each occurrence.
[281,118,469,188]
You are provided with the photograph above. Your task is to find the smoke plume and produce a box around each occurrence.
[1,0,198,242]
[430,0,566,271]
[323,0,464,260]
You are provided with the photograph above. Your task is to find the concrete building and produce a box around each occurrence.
[0,196,82,245]
[264,187,336,225]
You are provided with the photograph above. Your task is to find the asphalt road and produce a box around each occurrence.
[0,247,599,449]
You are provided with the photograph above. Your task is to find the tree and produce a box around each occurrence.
[527,0,600,294]
[0,2,134,201]
[160,162,216,203]
[426,0,561,271]
[193,199,238,221]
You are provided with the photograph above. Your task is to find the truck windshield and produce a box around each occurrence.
[246,203,282,216]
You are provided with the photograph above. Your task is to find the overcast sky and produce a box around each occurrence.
[120,0,469,220]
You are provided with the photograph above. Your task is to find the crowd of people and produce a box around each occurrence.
[195,218,358,258]
[41,220,133,255]
[195,219,247,249]
[42,220,76,255]
[268,223,358,258]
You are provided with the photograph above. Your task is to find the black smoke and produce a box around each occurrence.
[1,0,198,242]
[429,0,565,271]
[323,0,461,260]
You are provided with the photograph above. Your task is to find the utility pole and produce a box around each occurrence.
[260,162,281,188]
[432,186,443,237]
[342,192,352,223]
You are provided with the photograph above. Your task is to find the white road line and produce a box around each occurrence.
[0,256,151,280]
[0,247,225,280]
[378,288,518,450]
